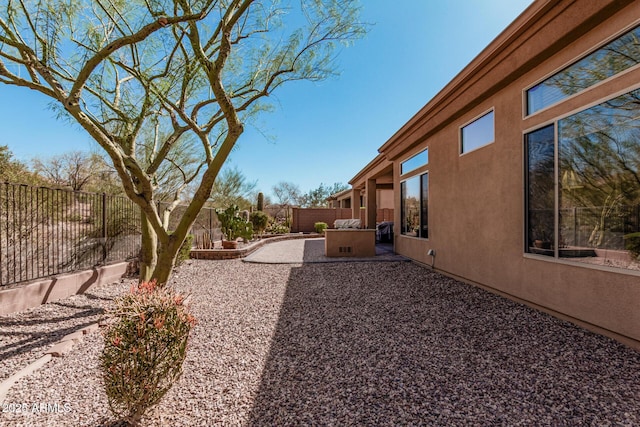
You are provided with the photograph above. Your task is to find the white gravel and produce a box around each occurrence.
[1,259,639,426]
[0,279,132,383]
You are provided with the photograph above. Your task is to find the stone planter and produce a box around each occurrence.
[222,240,238,249]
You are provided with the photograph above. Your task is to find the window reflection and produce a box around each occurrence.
[526,125,555,256]
[421,173,429,238]
[401,173,428,239]
[401,149,428,175]
[461,111,494,154]
[525,89,640,270]
[401,177,420,237]
[527,25,640,115]
[558,89,640,267]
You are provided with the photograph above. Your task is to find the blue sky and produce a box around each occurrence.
[0,0,533,199]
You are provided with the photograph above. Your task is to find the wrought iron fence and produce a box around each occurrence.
[0,182,141,287]
[0,182,228,287]
[156,201,221,249]
[560,204,640,249]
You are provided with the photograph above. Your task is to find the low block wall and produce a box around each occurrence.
[325,229,376,257]
[0,262,130,315]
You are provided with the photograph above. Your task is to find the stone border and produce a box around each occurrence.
[0,262,132,316]
[190,233,322,260]
[0,322,101,404]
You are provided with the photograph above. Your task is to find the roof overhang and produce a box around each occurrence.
[349,153,393,189]
[378,0,633,160]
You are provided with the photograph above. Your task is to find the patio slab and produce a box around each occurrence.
[243,238,407,264]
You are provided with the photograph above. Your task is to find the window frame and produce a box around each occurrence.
[400,148,429,175]
[400,172,429,239]
[523,20,640,118]
[460,109,495,155]
[523,85,640,276]
[400,147,429,240]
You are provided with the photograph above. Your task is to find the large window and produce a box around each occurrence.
[526,24,640,115]
[525,88,640,271]
[525,125,555,256]
[401,174,428,238]
[461,110,494,154]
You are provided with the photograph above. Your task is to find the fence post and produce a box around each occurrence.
[102,193,107,262]
[209,207,213,237]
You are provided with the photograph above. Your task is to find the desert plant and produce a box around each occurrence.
[257,192,264,212]
[314,222,328,234]
[250,211,270,237]
[101,281,195,426]
[624,232,640,259]
[266,218,290,234]
[216,205,253,241]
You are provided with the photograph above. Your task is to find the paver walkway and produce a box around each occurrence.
[243,237,407,264]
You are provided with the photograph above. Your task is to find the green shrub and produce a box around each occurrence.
[216,205,253,241]
[624,232,640,259]
[266,219,290,234]
[250,211,270,236]
[101,281,195,426]
[175,234,194,266]
[314,222,328,234]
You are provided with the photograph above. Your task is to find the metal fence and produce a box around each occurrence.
[0,182,226,287]
[156,201,221,250]
[560,204,640,249]
[0,182,141,287]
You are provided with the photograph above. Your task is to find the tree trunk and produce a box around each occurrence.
[139,209,158,283]
[152,239,180,285]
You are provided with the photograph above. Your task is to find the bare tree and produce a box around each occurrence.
[32,150,97,191]
[299,182,348,207]
[271,180,301,222]
[272,181,302,207]
[0,0,366,283]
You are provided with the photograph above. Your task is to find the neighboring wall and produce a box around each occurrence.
[291,208,395,232]
[291,208,353,232]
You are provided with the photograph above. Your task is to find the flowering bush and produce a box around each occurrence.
[101,280,196,426]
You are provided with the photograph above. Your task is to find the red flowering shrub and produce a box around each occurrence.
[101,280,196,425]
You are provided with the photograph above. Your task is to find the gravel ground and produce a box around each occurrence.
[0,279,132,383]
[1,259,640,426]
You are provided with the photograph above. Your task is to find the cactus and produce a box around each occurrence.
[257,192,264,211]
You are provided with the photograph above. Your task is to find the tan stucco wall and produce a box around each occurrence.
[377,189,394,210]
[325,229,376,257]
[389,1,640,348]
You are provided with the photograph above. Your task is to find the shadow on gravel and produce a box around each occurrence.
[0,304,105,363]
[247,262,640,426]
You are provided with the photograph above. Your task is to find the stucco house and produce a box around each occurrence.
[349,0,640,349]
